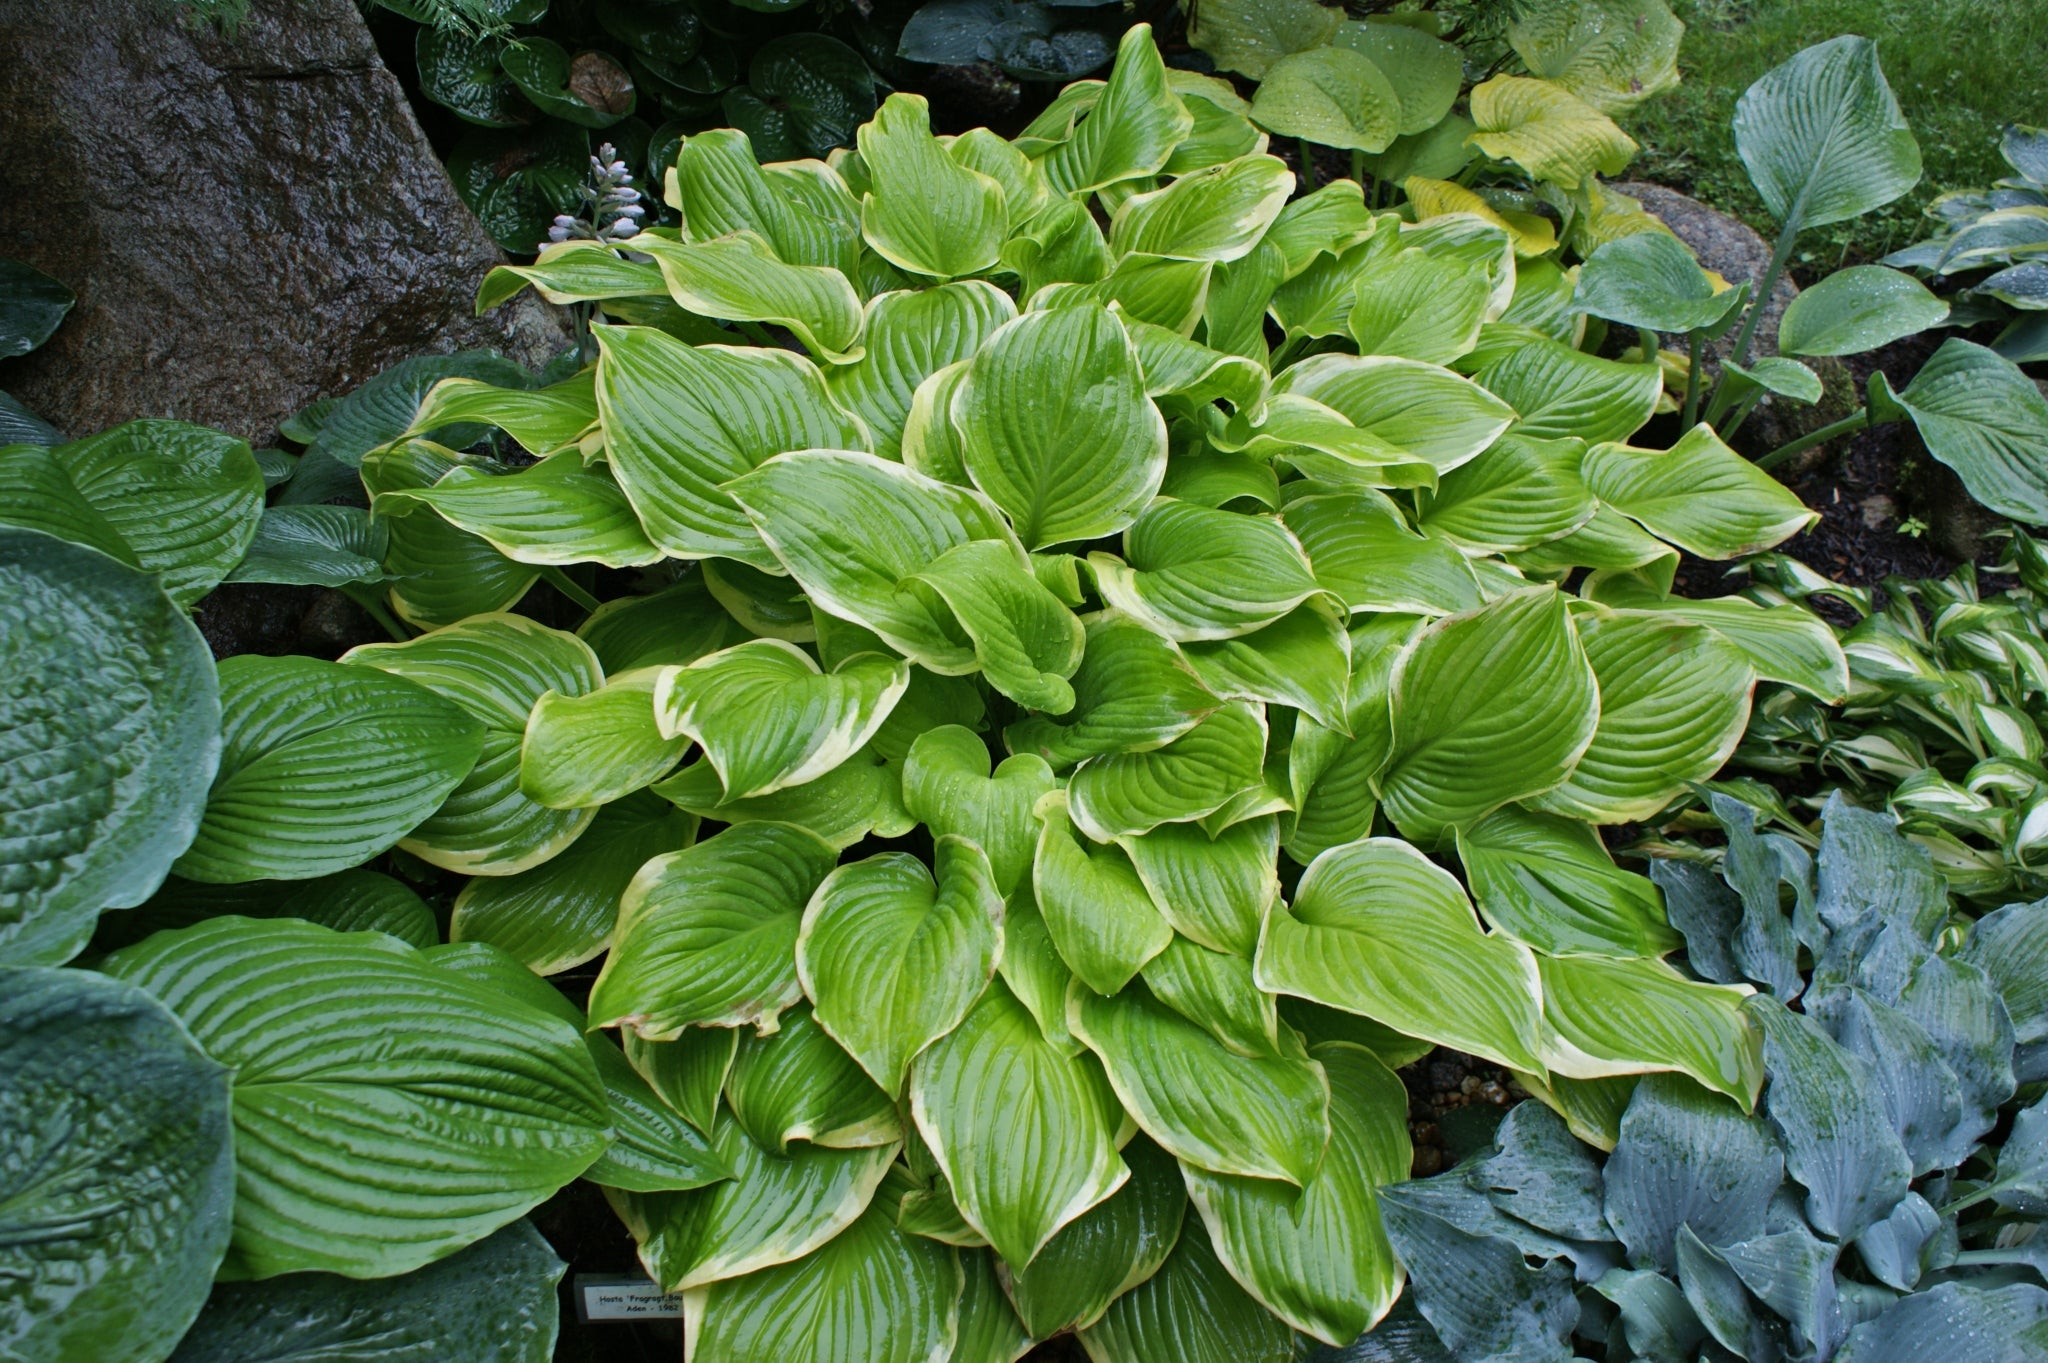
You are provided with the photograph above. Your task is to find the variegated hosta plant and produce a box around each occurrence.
[371,25,1850,1359]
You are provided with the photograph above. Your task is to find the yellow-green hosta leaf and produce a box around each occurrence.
[1510,504,1679,592]
[1163,72,1266,175]
[905,539,1087,713]
[672,129,861,276]
[1214,394,1429,487]
[451,790,694,975]
[1034,26,1192,197]
[1004,612,1219,770]
[360,443,539,628]
[1508,0,1684,113]
[1109,818,1278,961]
[1874,338,2048,522]
[954,305,1165,549]
[654,640,909,801]
[826,283,1016,459]
[1572,230,1748,335]
[1183,1041,1408,1345]
[635,231,864,363]
[1110,154,1294,263]
[1539,953,1763,1107]
[1502,255,1585,343]
[1088,498,1324,642]
[653,749,914,852]
[1347,246,1493,365]
[520,668,685,810]
[1128,321,1269,415]
[1262,178,1378,279]
[1334,21,1462,134]
[1477,336,1661,443]
[685,1169,958,1363]
[1419,434,1597,554]
[1456,805,1682,957]
[402,370,597,459]
[1274,353,1519,475]
[902,358,975,484]
[623,1026,736,1137]
[997,885,1081,1055]
[588,822,839,1037]
[1255,838,1547,1073]
[1250,46,1400,154]
[798,838,1005,1095]
[1732,36,1921,231]
[1139,933,1284,1058]
[901,726,1056,895]
[478,238,666,310]
[1468,75,1638,188]
[1006,1134,1184,1337]
[1286,616,1419,865]
[1034,792,1175,995]
[1528,610,1757,823]
[590,325,868,569]
[1075,1214,1298,1363]
[1284,488,1485,616]
[908,980,1129,1269]
[1584,422,1818,558]
[373,451,662,568]
[951,126,1050,224]
[859,94,1008,280]
[1000,199,1114,300]
[1032,253,1215,335]
[1067,701,1269,842]
[1378,587,1599,839]
[1182,603,1352,732]
[1582,570,1848,701]
[1071,981,1330,1186]
[342,614,602,875]
[725,1005,901,1153]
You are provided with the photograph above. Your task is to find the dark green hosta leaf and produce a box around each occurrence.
[0,529,219,965]
[0,443,138,563]
[1573,230,1748,334]
[951,1248,1033,1363]
[96,869,439,954]
[0,967,233,1363]
[101,917,611,1279]
[580,1033,732,1194]
[414,28,527,128]
[1006,1134,1186,1337]
[589,821,839,1036]
[1732,36,1921,230]
[0,391,59,445]
[1602,1074,1783,1274]
[225,505,389,587]
[901,726,1055,896]
[167,1221,563,1363]
[1874,338,2048,522]
[1476,1101,1608,1242]
[1334,20,1461,133]
[1835,1282,2048,1363]
[1377,1185,1579,1363]
[725,1004,901,1152]
[501,39,634,128]
[0,257,73,357]
[447,122,590,254]
[1457,806,1680,957]
[1779,265,1948,355]
[723,34,878,163]
[1076,1218,1298,1363]
[316,349,535,468]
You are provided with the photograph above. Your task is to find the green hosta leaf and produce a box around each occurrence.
[98,870,438,954]
[1163,72,1264,175]
[1725,355,1825,404]
[1573,230,1747,334]
[1778,265,1948,355]
[343,614,603,875]
[1186,0,1337,79]
[1182,604,1352,733]
[827,283,1016,459]
[1509,0,1683,112]
[583,1034,733,1194]
[1457,806,1681,957]
[1875,338,2048,521]
[1250,46,1400,154]
[225,505,388,587]
[670,130,858,275]
[360,443,539,628]
[403,370,598,458]
[1333,21,1461,134]
[1733,36,1921,230]
[1034,792,1175,995]
[451,790,694,975]
[1258,838,1546,1073]
[909,980,1128,1268]
[589,821,839,1037]
[1420,434,1597,554]
[725,1005,901,1152]
[1603,1074,1782,1272]
[624,1027,737,1138]
[996,884,1080,1055]
[520,669,686,811]
[1347,246,1493,366]
[0,256,72,358]
[685,1171,958,1363]
[654,640,908,800]
[1478,336,1662,444]
[1510,502,1678,591]
[1037,253,1216,336]
[1071,980,1330,1186]
[860,94,1007,280]
[101,918,611,1279]
[1089,498,1324,642]
[1076,1218,1298,1363]
[1066,700,1269,841]
[950,1248,1033,1363]
[907,538,1088,712]
[1007,1134,1184,1336]
[1141,936,1285,1058]
[1582,570,1849,700]
[579,579,740,673]
[1004,612,1219,770]
[173,655,484,884]
[1286,617,1417,864]
[1530,609,1757,822]
[1542,954,1763,1105]
[901,726,1055,895]
[1469,75,1638,187]
[478,239,666,311]
[0,444,140,565]
[1129,322,1270,414]
[309,350,535,466]
[799,838,1004,1095]
[636,232,863,363]
[52,420,264,608]
[654,748,913,851]
[1284,488,1485,616]
[1110,155,1294,263]
[499,39,633,127]
[1034,26,1192,198]
[374,451,662,568]
[1109,818,1276,960]
[1379,587,1599,838]
[617,1118,898,1290]
[1586,424,1818,559]
[591,324,868,569]
[0,531,218,965]
[1184,1042,1407,1345]
[1274,353,1519,475]
[955,305,1165,550]
[0,967,233,1363]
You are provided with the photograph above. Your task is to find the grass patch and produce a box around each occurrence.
[1621,0,2048,276]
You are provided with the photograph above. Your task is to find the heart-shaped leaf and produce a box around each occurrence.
[1733,36,1921,230]
[901,725,1056,894]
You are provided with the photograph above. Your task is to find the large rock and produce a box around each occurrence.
[0,0,572,444]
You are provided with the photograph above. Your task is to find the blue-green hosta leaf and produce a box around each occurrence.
[1477,1100,1609,1241]
[0,531,219,965]
[591,324,867,568]
[1005,1134,1183,1337]
[588,821,839,1037]
[1076,1218,1298,1363]
[1835,1282,2048,1363]
[1457,806,1681,957]
[1732,36,1921,230]
[225,505,388,588]
[1347,246,1494,366]
[450,790,693,975]
[1273,353,1520,476]
[1285,616,1419,865]
[1778,265,1948,356]
[1072,980,1330,1186]
[1964,898,2048,1066]
[1606,1074,1783,1279]
[1530,609,1757,823]
[725,1004,901,1153]
[359,442,538,629]
[1004,612,1219,770]
[1508,0,1683,113]
[827,283,1015,459]
[1257,839,1547,1074]
[954,304,1165,550]
[1033,26,1192,198]
[614,1118,898,1290]
[1184,1042,1408,1344]
[1182,604,1352,734]
[172,655,483,884]
[1334,20,1462,133]
[1874,338,2048,521]
[342,614,602,875]
[0,967,232,1362]
[1469,74,1638,187]
[1540,954,1763,1105]
[1065,700,1269,841]
[670,129,860,276]
[1110,154,1293,263]
[373,451,662,568]
[635,231,863,363]
[685,1170,958,1363]
[1089,498,1324,642]
[1593,1269,1709,1363]
[100,918,610,1279]
[909,980,1128,1268]
[859,94,1006,280]
[1283,488,1485,616]
[1419,434,1597,555]
[402,370,597,458]
[1582,569,1849,700]
[901,726,1055,896]
[1478,336,1661,444]
[1378,587,1598,838]
[519,668,685,811]
[1815,793,1947,940]
[1034,791,1175,995]
[1809,986,1973,1176]
[1584,423,1818,558]
[799,838,1004,1095]
[1376,1186,1579,1363]
[1573,230,1747,334]
[1250,46,1401,154]
[654,640,908,800]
